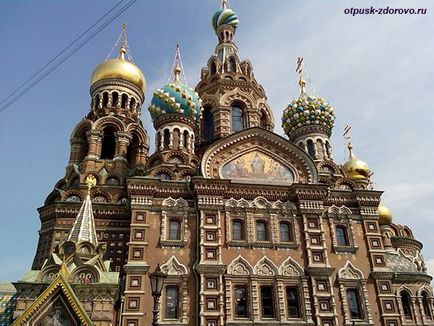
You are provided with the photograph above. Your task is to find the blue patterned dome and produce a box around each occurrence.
[282,90,335,135]
[212,8,239,31]
[148,70,202,123]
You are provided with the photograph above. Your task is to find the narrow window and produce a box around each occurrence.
[130,97,136,111]
[307,139,315,158]
[232,221,243,240]
[422,292,431,318]
[261,286,275,318]
[121,94,128,109]
[228,58,236,72]
[234,285,248,317]
[102,92,109,107]
[231,105,244,133]
[165,286,179,319]
[347,288,362,319]
[401,291,413,319]
[286,287,300,318]
[336,225,349,246]
[280,222,291,242]
[163,129,170,148]
[210,62,217,75]
[126,133,139,165]
[325,141,331,158]
[256,221,267,241]
[183,130,189,149]
[101,127,116,159]
[260,111,268,129]
[168,220,181,240]
[112,92,119,108]
[202,106,214,141]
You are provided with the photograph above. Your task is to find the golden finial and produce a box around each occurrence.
[59,259,69,278]
[221,0,228,9]
[85,175,97,195]
[296,57,307,97]
[118,23,128,60]
[171,44,184,83]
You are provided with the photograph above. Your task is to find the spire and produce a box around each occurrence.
[296,57,307,97]
[66,175,98,247]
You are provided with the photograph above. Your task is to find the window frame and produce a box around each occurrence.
[256,220,268,241]
[168,219,181,241]
[231,103,245,133]
[336,225,349,246]
[279,222,292,243]
[232,220,244,241]
[234,285,249,318]
[164,285,180,319]
[286,286,301,319]
[260,285,275,318]
[401,290,413,319]
[347,288,363,320]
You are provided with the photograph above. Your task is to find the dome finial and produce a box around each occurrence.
[221,0,228,9]
[296,57,307,97]
[170,44,185,83]
[118,23,128,60]
[342,126,372,180]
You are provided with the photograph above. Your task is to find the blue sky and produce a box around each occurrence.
[0,0,433,281]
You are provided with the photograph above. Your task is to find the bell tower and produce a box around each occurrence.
[196,1,274,144]
[32,25,149,274]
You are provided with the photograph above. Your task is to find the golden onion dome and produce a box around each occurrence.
[90,47,146,92]
[342,144,371,180]
[378,204,393,225]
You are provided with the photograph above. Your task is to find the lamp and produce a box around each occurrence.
[149,264,167,326]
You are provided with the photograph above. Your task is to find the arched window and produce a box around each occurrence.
[260,111,268,129]
[202,106,214,141]
[168,219,181,240]
[298,142,306,151]
[280,222,291,242]
[228,58,236,72]
[234,285,248,317]
[183,130,189,149]
[286,287,300,318]
[94,94,101,109]
[130,97,137,111]
[336,225,349,246]
[102,92,109,107]
[112,92,119,108]
[231,104,244,133]
[325,141,332,158]
[101,127,116,159]
[401,290,413,319]
[165,286,179,319]
[121,94,128,109]
[210,62,217,75]
[163,129,170,148]
[256,221,267,241]
[307,139,315,158]
[422,292,431,318]
[347,288,362,319]
[75,129,89,162]
[232,220,244,240]
[126,133,139,165]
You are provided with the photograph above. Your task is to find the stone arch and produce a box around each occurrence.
[279,256,304,277]
[227,255,253,276]
[93,115,126,132]
[334,178,357,191]
[251,196,272,209]
[160,256,188,275]
[162,197,189,209]
[127,123,149,145]
[70,265,100,284]
[254,256,279,276]
[338,261,364,279]
[91,190,111,203]
[221,88,255,109]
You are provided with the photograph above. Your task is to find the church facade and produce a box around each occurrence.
[9,2,434,326]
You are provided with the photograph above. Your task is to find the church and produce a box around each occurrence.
[7,1,433,326]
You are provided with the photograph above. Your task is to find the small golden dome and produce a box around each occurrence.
[378,204,393,225]
[90,47,146,92]
[343,144,371,180]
